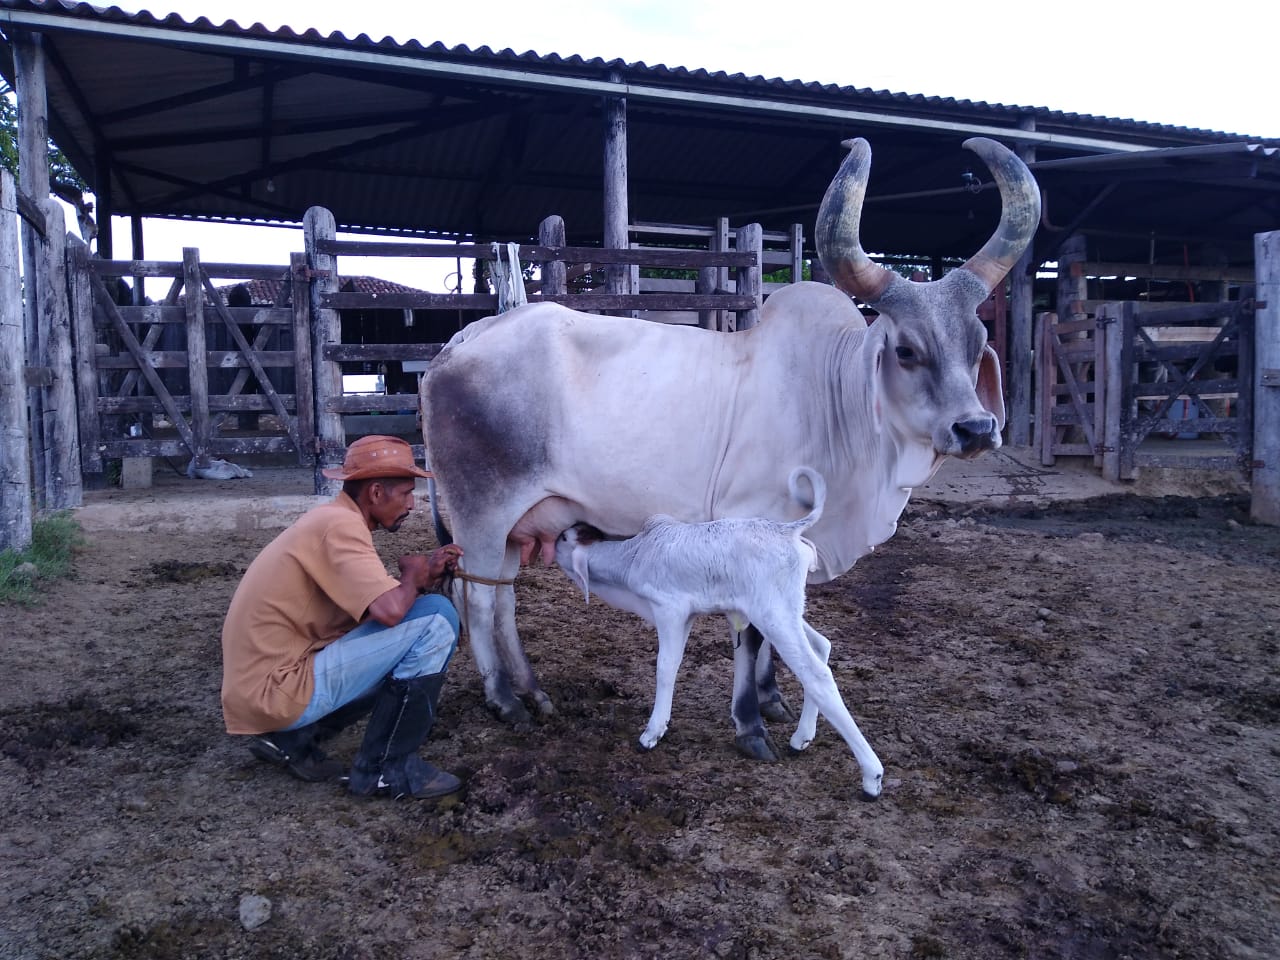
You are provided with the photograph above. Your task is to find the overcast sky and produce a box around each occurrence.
[112,1,1279,288]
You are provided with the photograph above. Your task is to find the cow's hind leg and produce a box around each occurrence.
[455,539,534,726]
[754,638,796,723]
[730,623,779,762]
[493,543,553,717]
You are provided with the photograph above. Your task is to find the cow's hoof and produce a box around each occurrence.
[734,734,780,762]
[760,695,795,723]
[490,699,532,728]
[531,691,555,717]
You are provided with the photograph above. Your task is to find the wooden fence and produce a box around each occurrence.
[56,206,775,495]
[1038,298,1257,481]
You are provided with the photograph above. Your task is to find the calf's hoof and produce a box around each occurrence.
[734,733,780,763]
[860,772,885,801]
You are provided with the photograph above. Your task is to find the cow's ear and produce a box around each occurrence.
[870,337,885,434]
[977,344,1006,430]
[571,549,592,603]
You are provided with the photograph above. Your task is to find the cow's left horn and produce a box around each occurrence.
[816,138,893,303]
[958,137,1041,293]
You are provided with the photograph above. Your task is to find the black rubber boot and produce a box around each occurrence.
[348,673,461,800]
[313,689,378,744]
[248,690,378,784]
[247,724,348,783]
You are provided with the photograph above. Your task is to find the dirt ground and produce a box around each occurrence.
[2,463,1278,960]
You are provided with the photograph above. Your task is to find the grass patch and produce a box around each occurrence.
[0,512,84,604]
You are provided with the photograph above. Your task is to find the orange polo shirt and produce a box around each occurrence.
[220,492,400,734]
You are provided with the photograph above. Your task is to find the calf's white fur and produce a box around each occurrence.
[555,466,884,800]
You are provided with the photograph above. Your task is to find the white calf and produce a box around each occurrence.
[554,466,884,800]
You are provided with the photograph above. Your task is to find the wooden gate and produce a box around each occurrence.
[1100,299,1255,480]
[71,246,314,476]
[1038,309,1106,466]
[1037,298,1256,480]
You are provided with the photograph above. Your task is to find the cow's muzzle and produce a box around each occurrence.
[950,414,1000,457]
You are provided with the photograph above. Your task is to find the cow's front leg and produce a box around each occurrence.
[754,636,796,723]
[731,623,779,761]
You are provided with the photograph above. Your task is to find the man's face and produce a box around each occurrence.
[368,477,417,532]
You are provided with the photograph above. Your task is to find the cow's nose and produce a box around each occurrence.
[952,415,996,455]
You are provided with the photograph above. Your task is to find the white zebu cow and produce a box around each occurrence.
[420,137,1039,772]
[554,467,886,799]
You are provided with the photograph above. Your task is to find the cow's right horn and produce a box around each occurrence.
[958,137,1041,293]
[816,138,893,303]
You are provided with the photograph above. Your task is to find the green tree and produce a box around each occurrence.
[1,80,90,203]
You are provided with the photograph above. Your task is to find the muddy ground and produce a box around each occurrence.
[1,465,1278,960]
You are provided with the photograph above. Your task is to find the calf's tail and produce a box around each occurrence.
[788,466,827,531]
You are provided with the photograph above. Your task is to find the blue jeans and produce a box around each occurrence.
[284,594,459,731]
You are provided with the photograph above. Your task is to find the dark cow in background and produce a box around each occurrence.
[420,137,1040,792]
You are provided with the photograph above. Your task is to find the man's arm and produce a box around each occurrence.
[366,545,462,626]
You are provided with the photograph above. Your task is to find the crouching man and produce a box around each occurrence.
[220,435,463,800]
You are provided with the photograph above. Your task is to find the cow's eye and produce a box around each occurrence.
[895,345,918,365]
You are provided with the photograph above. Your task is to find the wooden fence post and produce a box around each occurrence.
[304,206,344,495]
[182,248,210,470]
[290,252,316,466]
[1100,303,1124,483]
[538,216,567,297]
[67,235,102,478]
[14,30,49,506]
[603,73,630,315]
[789,223,805,285]
[1253,231,1280,525]
[735,223,762,331]
[38,200,81,509]
[0,171,33,551]
[1036,311,1056,466]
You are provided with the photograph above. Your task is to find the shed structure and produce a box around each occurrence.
[2,0,1280,529]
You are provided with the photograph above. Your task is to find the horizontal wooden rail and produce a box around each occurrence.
[322,343,445,362]
[98,395,298,414]
[113,305,292,325]
[321,291,758,312]
[98,350,295,369]
[90,260,294,281]
[315,237,757,268]
[99,436,297,459]
[325,394,422,413]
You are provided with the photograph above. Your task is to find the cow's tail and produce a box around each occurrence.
[427,475,454,547]
[787,466,826,532]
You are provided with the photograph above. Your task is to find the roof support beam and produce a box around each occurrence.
[0,8,1154,155]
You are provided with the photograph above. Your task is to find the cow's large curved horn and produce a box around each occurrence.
[815,138,893,303]
[958,137,1041,293]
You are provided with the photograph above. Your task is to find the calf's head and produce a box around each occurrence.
[817,137,1038,459]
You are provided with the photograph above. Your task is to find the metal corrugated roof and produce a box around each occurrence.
[2,0,1278,266]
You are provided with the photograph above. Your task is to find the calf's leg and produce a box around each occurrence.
[639,608,693,750]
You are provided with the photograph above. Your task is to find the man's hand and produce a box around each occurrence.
[396,554,432,592]
[397,545,462,593]
[425,544,463,584]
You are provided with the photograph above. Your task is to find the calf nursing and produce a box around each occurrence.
[555,467,884,800]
